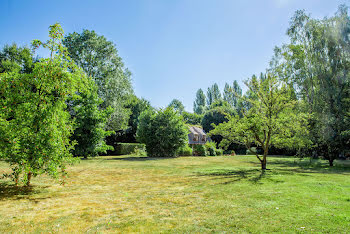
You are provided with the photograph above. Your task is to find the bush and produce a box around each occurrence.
[215,148,224,156]
[223,150,236,156]
[205,142,217,156]
[136,108,188,157]
[115,143,146,155]
[193,144,207,156]
[178,145,193,156]
[246,147,257,155]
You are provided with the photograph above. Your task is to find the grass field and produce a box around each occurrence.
[0,155,350,233]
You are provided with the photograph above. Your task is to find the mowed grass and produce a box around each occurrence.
[0,155,350,233]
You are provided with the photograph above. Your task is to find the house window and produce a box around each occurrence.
[201,136,206,142]
[193,134,199,141]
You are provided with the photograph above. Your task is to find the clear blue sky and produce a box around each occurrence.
[0,0,347,111]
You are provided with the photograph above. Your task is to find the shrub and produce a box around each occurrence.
[193,144,207,156]
[223,150,236,156]
[246,147,257,155]
[136,108,188,157]
[215,148,224,156]
[115,143,146,155]
[205,142,217,156]
[178,145,193,156]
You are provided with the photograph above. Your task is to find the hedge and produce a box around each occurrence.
[178,145,193,156]
[115,143,146,155]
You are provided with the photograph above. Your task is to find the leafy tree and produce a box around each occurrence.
[0,23,88,186]
[69,81,114,159]
[110,95,152,144]
[0,44,34,74]
[136,108,188,157]
[201,100,233,143]
[193,88,206,114]
[182,111,202,125]
[168,99,185,114]
[270,5,350,165]
[210,75,311,170]
[206,83,221,106]
[63,29,133,131]
[223,81,242,110]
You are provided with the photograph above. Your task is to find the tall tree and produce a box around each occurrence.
[0,44,34,74]
[63,30,133,131]
[168,99,185,114]
[0,23,88,186]
[206,83,221,106]
[193,88,206,114]
[211,75,310,170]
[270,5,350,165]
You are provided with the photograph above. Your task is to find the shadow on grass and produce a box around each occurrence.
[196,168,275,185]
[0,182,45,200]
[106,156,176,161]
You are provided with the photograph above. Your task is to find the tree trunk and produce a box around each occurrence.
[261,151,268,170]
[329,159,334,167]
[26,171,32,186]
[261,157,267,170]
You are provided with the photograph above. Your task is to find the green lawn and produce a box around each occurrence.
[0,155,350,233]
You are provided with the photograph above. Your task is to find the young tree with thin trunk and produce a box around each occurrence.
[210,74,311,170]
[0,23,88,186]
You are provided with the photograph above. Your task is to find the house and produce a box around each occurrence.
[188,126,208,145]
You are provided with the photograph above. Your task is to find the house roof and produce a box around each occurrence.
[189,126,206,136]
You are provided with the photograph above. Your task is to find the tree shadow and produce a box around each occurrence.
[196,168,276,184]
[0,182,42,200]
[106,156,176,161]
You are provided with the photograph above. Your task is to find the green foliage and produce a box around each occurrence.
[206,83,221,106]
[210,75,311,170]
[270,6,350,166]
[69,81,114,158]
[246,147,257,155]
[115,143,146,155]
[193,144,207,156]
[136,108,188,157]
[201,101,233,143]
[177,144,193,156]
[0,44,34,74]
[63,29,133,131]
[168,99,185,114]
[0,23,88,185]
[182,111,202,125]
[193,88,206,114]
[205,141,217,156]
[215,148,224,156]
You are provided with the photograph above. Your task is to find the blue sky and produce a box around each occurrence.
[0,0,347,111]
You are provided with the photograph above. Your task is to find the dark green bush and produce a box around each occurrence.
[193,144,207,156]
[215,148,224,156]
[115,143,146,155]
[205,142,217,156]
[246,147,257,155]
[136,108,188,157]
[178,145,193,156]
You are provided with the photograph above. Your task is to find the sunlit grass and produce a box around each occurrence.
[0,155,349,233]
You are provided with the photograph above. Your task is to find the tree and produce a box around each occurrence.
[0,23,88,186]
[201,100,233,143]
[0,44,34,74]
[193,88,206,114]
[206,83,221,106]
[182,111,202,125]
[63,29,133,131]
[168,99,185,114]
[69,81,114,159]
[223,80,242,109]
[270,5,350,166]
[136,108,188,157]
[109,95,152,144]
[210,75,311,170]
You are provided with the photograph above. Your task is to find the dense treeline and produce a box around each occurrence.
[1,5,350,185]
